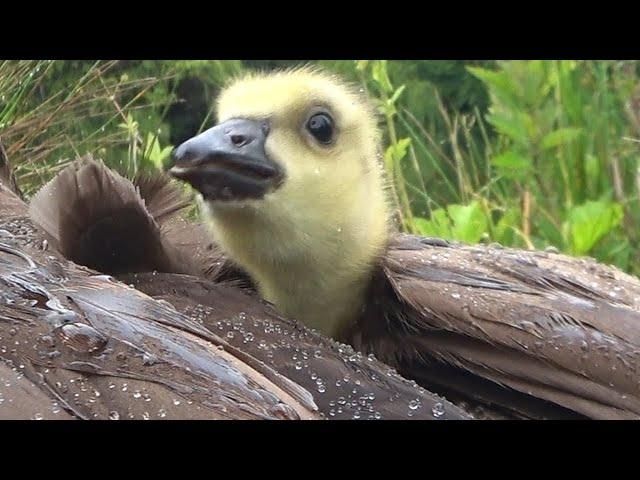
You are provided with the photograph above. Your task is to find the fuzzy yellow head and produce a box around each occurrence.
[171,67,391,337]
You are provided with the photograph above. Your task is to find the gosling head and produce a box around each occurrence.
[170,67,391,337]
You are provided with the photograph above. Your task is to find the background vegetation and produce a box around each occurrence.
[1,60,639,274]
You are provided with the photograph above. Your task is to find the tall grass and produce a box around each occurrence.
[1,60,638,275]
[0,60,160,195]
[356,60,640,275]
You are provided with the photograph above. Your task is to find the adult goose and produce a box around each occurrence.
[164,68,640,420]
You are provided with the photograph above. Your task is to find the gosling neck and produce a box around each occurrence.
[201,189,390,337]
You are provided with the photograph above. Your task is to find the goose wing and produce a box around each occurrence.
[4,161,470,420]
[353,234,640,419]
[2,177,319,419]
[122,271,470,420]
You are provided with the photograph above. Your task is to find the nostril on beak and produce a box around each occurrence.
[230,134,251,148]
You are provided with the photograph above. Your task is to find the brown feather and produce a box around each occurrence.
[1,181,470,419]
[159,214,253,286]
[27,157,250,285]
[122,271,471,420]
[132,167,250,284]
[3,180,318,419]
[133,172,193,224]
[350,234,640,419]
[28,157,201,276]
[0,362,74,420]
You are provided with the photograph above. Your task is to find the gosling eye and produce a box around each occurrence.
[306,113,334,145]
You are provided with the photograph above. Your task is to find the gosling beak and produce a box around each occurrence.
[168,118,284,201]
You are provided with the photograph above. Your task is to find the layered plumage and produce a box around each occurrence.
[6,156,468,420]
[353,235,640,419]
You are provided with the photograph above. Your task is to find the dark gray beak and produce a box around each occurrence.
[169,118,284,201]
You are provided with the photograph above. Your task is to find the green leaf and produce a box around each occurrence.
[413,210,452,239]
[467,67,519,108]
[142,132,173,170]
[383,145,394,173]
[384,137,412,172]
[491,151,532,179]
[355,60,369,71]
[413,201,488,244]
[521,60,548,106]
[389,85,406,104]
[371,60,393,94]
[494,208,521,245]
[380,100,397,118]
[486,111,530,146]
[540,127,582,150]
[568,200,623,255]
[393,138,412,161]
[448,201,489,244]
